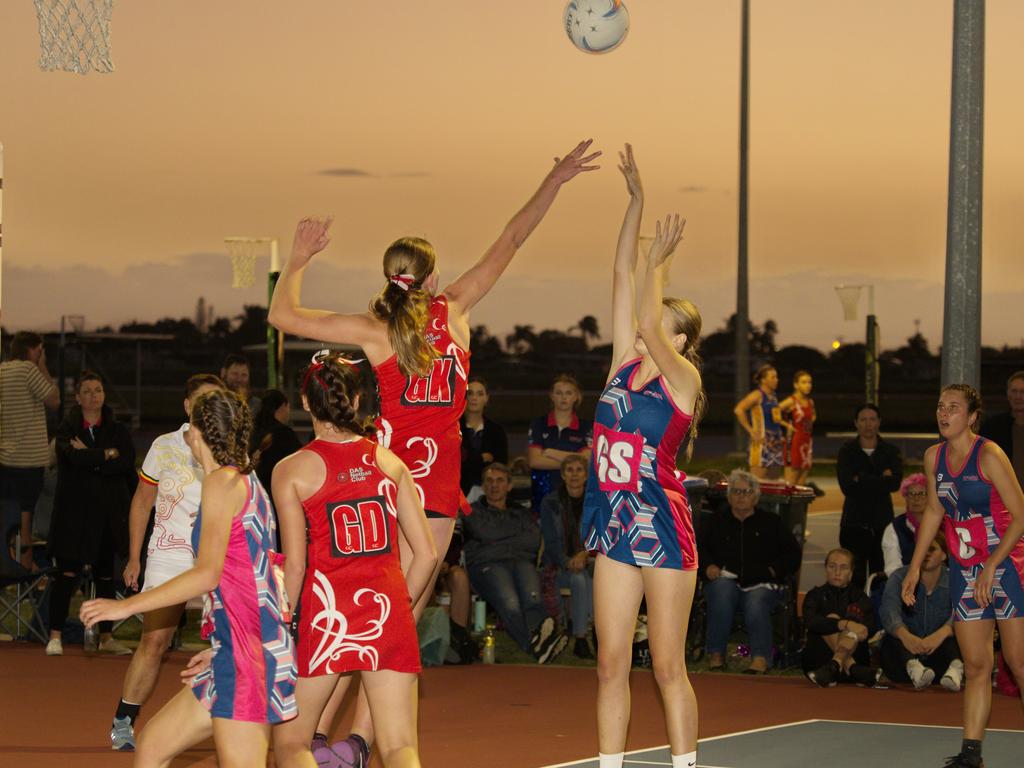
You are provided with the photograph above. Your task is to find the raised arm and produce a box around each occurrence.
[268,217,387,355]
[636,214,701,408]
[610,143,644,372]
[443,139,601,317]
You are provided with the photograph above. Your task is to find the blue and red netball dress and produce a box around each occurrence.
[295,437,421,676]
[373,295,469,518]
[190,472,297,724]
[749,387,785,470]
[582,358,697,571]
[935,436,1024,621]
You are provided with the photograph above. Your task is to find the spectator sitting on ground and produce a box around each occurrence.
[698,469,802,673]
[527,374,593,514]
[802,547,881,687]
[460,376,509,504]
[880,534,963,691]
[251,389,302,496]
[462,462,567,664]
[539,454,595,659]
[220,352,260,413]
[836,403,903,590]
[881,473,928,577]
[980,370,1024,487]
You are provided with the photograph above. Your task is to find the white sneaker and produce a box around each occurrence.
[45,637,63,656]
[99,638,133,655]
[906,659,935,690]
[940,659,964,691]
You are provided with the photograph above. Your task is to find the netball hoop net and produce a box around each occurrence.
[834,285,863,321]
[34,0,115,74]
[225,237,277,290]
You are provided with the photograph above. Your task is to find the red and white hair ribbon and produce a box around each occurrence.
[389,273,417,291]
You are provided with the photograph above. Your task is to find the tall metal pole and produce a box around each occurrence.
[941,0,984,388]
[734,0,751,451]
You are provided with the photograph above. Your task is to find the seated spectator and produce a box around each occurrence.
[251,389,302,495]
[539,454,594,659]
[881,472,928,576]
[527,374,592,513]
[460,376,509,503]
[463,463,566,663]
[802,547,881,687]
[880,534,962,690]
[46,371,136,655]
[699,469,802,673]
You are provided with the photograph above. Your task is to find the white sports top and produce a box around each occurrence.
[139,424,202,562]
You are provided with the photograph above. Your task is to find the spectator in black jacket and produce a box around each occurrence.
[46,371,136,655]
[251,389,302,497]
[979,370,1024,487]
[699,470,802,673]
[836,403,903,590]
[463,463,566,663]
[803,547,881,687]
[459,376,509,502]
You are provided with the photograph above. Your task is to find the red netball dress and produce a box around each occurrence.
[295,438,421,676]
[373,295,469,518]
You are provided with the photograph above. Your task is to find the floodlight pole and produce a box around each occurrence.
[941,0,984,388]
[267,240,283,390]
[865,286,879,405]
[734,0,751,452]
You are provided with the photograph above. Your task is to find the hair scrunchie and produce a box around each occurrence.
[389,273,417,291]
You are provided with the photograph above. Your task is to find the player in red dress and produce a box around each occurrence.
[272,354,436,768]
[780,370,815,486]
[268,140,599,766]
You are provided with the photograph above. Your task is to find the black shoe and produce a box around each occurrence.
[847,664,882,687]
[807,660,839,687]
[538,632,568,664]
[807,481,826,498]
[573,637,594,659]
[943,753,983,768]
[530,616,555,655]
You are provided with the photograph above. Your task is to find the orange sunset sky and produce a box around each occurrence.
[0,1,1021,350]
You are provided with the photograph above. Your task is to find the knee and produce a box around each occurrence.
[1000,650,1024,683]
[652,657,687,689]
[962,650,994,679]
[137,630,172,658]
[596,647,632,686]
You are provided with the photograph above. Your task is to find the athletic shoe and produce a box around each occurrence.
[940,659,964,692]
[45,637,63,656]
[807,660,839,687]
[847,664,882,687]
[530,616,556,655]
[538,632,568,665]
[907,659,936,690]
[573,636,594,659]
[320,735,370,768]
[110,716,135,752]
[99,638,133,655]
[942,753,983,768]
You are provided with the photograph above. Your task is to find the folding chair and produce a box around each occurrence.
[0,499,55,643]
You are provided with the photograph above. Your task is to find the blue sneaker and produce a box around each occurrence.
[110,716,135,751]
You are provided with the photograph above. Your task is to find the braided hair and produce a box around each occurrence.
[301,354,373,436]
[190,388,258,474]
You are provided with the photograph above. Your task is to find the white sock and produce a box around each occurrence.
[672,751,698,767]
[598,753,625,768]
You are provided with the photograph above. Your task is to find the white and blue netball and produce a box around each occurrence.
[564,1,630,55]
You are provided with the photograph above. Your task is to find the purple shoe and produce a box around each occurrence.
[328,735,370,768]
[312,743,345,768]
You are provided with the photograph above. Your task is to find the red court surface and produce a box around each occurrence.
[1,642,1021,767]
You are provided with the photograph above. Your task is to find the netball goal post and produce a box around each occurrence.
[225,237,283,390]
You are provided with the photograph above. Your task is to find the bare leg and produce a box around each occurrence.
[121,605,186,704]
[997,616,1024,712]
[448,565,471,628]
[274,674,350,768]
[211,717,271,768]
[821,613,859,672]
[784,467,800,486]
[134,685,212,768]
[20,509,33,569]
[594,555,645,755]
[643,566,698,756]
[362,670,421,768]
[750,466,768,480]
[955,619,995,741]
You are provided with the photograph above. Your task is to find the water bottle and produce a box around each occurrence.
[472,597,486,634]
[84,623,98,652]
[481,626,495,664]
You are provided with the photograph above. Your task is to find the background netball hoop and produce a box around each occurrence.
[224,236,283,389]
[34,0,115,74]
[834,285,863,322]
[834,284,879,404]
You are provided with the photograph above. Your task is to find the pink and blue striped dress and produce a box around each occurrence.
[190,471,297,723]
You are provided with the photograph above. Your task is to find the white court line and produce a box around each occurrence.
[815,719,1024,734]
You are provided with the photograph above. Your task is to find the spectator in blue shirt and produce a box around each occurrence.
[527,374,592,513]
[881,534,963,690]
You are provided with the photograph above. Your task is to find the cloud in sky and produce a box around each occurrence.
[316,168,431,178]
[317,168,373,177]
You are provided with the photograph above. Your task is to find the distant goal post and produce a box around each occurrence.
[224,237,283,390]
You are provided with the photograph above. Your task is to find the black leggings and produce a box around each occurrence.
[49,527,117,636]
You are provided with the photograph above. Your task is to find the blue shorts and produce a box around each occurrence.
[951,558,1024,622]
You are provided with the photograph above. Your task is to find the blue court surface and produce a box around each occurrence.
[541,719,1024,768]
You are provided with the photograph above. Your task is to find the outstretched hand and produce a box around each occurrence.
[617,143,643,200]
[289,216,333,268]
[80,597,131,628]
[645,214,686,269]
[549,139,602,185]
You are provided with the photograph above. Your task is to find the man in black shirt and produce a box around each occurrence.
[980,371,1024,488]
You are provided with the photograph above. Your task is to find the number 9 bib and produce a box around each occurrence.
[593,424,645,493]
[944,515,990,568]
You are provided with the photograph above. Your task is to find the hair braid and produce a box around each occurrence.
[301,355,372,436]
[191,389,258,474]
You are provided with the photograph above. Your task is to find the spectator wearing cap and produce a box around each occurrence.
[881,473,928,577]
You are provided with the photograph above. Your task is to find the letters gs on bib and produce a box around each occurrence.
[402,355,458,407]
[593,424,645,493]
[328,496,392,557]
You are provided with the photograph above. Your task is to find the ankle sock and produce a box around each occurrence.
[672,751,697,767]
[598,753,624,768]
[115,699,141,725]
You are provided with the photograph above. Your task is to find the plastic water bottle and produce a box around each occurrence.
[481,626,495,664]
[472,597,486,634]
[84,623,98,652]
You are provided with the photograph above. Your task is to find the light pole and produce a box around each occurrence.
[734,0,751,451]
[834,285,879,404]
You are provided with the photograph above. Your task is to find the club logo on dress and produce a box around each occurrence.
[327,496,391,557]
[401,355,457,407]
